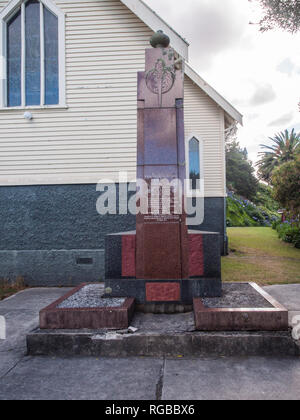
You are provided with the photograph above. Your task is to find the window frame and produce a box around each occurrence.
[0,0,65,109]
[185,133,204,197]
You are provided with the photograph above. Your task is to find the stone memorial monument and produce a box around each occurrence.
[33,32,290,350]
[105,31,222,306]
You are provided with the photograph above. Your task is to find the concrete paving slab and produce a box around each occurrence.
[264,285,300,311]
[264,285,300,328]
[0,288,72,383]
[0,356,163,400]
[0,310,40,353]
[162,357,300,400]
[0,353,22,378]
[132,312,195,333]
[0,287,300,400]
[0,288,71,351]
[0,288,72,311]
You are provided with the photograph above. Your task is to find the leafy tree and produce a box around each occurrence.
[253,182,279,212]
[250,0,300,33]
[257,129,300,182]
[272,156,300,218]
[226,140,258,200]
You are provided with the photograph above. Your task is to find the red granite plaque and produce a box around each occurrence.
[146,282,181,302]
[143,223,181,279]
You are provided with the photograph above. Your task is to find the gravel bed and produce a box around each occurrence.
[57,283,273,310]
[57,285,125,309]
[202,283,274,309]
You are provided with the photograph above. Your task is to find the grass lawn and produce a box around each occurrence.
[222,227,300,286]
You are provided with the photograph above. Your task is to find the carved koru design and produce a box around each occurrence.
[146,59,175,107]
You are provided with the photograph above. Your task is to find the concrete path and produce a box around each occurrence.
[0,288,71,378]
[264,284,300,327]
[0,286,300,400]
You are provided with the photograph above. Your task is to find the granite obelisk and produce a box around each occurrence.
[104,32,222,305]
[135,32,189,301]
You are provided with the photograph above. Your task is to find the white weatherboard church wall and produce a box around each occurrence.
[0,0,242,285]
[0,0,241,197]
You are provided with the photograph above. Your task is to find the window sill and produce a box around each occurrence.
[0,105,68,111]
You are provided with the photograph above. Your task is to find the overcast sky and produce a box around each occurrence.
[145,0,300,163]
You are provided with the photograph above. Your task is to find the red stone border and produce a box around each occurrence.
[40,284,135,330]
[194,282,288,331]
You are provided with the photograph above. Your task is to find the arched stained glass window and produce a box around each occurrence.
[44,6,59,105]
[25,0,41,106]
[6,0,59,107]
[7,11,22,107]
[189,137,201,190]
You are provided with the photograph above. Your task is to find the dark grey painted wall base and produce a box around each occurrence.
[0,184,226,286]
[0,250,104,287]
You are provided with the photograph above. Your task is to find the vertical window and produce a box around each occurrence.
[25,0,41,105]
[7,11,22,107]
[189,137,201,190]
[5,0,59,107]
[44,6,58,105]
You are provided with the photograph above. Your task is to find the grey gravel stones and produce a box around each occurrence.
[57,284,125,309]
[202,283,274,309]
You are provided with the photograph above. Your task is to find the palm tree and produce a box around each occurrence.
[257,129,300,182]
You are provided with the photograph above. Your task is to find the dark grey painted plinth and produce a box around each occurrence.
[0,250,104,287]
[105,230,221,282]
[27,329,300,358]
[189,197,227,255]
[0,184,227,285]
[0,184,136,251]
[105,230,221,281]
[104,229,222,304]
[105,279,222,305]
[0,185,225,252]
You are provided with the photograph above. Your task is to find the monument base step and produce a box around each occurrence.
[27,327,299,358]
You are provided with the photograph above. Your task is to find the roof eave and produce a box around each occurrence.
[120,0,189,61]
[185,63,243,126]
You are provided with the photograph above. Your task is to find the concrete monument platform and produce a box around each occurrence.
[28,315,299,358]
[29,282,296,357]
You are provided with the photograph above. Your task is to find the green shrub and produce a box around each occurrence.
[276,223,300,248]
[246,205,265,224]
[272,219,281,230]
[253,183,279,212]
[294,235,300,249]
[226,192,280,228]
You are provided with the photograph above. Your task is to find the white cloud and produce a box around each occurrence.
[269,112,294,127]
[277,58,296,76]
[145,0,300,163]
[249,84,277,106]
